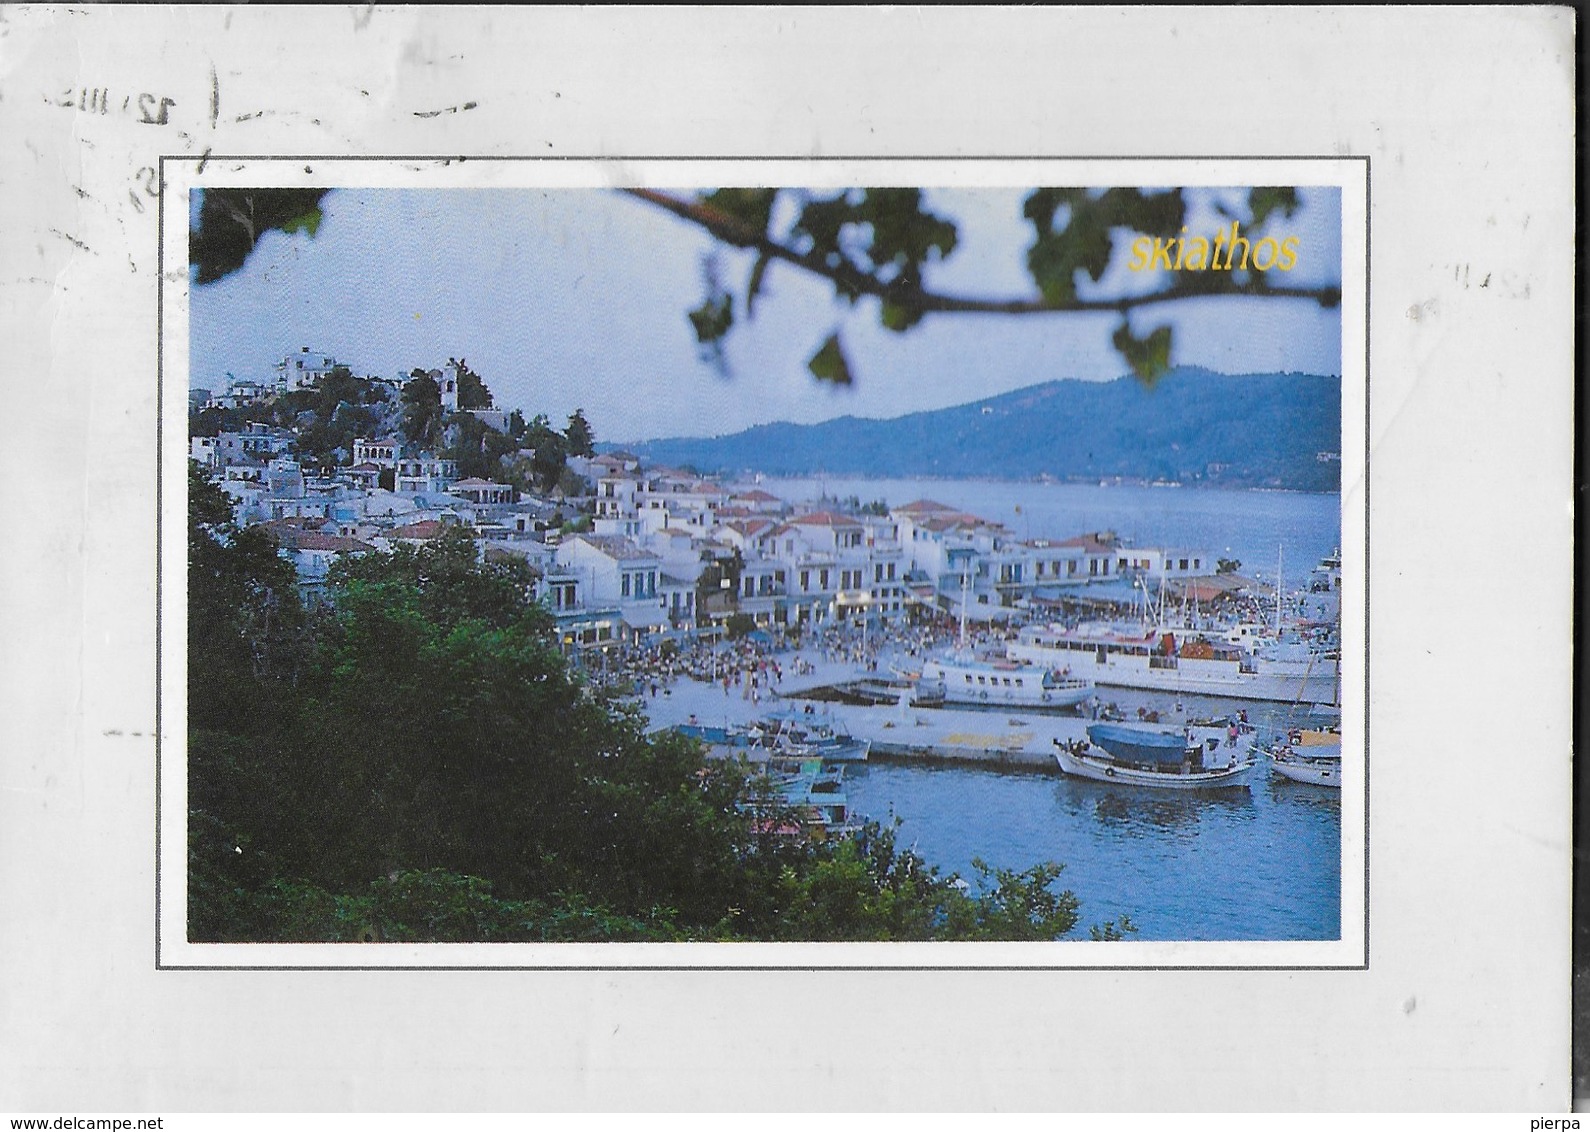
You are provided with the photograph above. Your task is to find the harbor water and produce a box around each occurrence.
[673,480,1345,942]
[842,760,1341,941]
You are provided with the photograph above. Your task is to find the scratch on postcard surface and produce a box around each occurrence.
[413,101,478,118]
[50,229,94,254]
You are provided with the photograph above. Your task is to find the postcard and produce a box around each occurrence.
[5,5,1572,1113]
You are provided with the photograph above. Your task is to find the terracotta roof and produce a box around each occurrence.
[726,518,776,538]
[919,514,989,533]
[258,516,329,534]
[282,531,376,553]
[259,524,373,556]
[791,510,863,528]
[731,489,781,502]
[895,499,955,514]
[388,519,446,540]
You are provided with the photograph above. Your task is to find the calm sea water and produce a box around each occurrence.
[843,762,1341,941]
[750,477,1342,586]
[741,479,1345,941]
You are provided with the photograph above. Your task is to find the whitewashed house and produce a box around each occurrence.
[555,534,668,640]
[274,347,339,391]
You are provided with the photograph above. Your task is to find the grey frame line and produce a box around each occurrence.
[155,154,1371,972]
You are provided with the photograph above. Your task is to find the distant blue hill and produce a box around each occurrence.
[621,368,1343,491]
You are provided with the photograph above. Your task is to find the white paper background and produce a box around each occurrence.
[0,4,1573,1111]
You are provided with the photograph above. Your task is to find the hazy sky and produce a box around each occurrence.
[189,186,1342,444]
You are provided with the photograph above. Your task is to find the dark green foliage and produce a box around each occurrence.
[702,188,779,237]
[188,487,1103,944]
[688,291,734,367]
[189,187,330,285]
[654,185,1333,387]
[444,411,519,482]
[1024,187,1185,304]
[1111,321,1174,385]
[189,367,389,454]
[807,332,853,386]
[450,357,494,409]
[564,409,596,458]
[518,414,569,493]
[1090,914,1140,942]
[1246,187,1301,229]
[401,370,443,450]
[724,612,757,640]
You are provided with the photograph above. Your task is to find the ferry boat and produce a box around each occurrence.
[1008,622,1340,706]
[919,654,1093,709]
[1053,722,1256,790]
[1258,727,1343,787]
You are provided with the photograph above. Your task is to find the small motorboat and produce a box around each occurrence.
[1259,727,1343,787]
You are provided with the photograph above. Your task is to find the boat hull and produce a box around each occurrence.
[1009,639,1339,706]
[1258,729,1342,786]
[921,659,1093,709]
[1055,747,1256,790]
[932,681,1093,709]
[1265,751,1342,787]
[674,721,870,763]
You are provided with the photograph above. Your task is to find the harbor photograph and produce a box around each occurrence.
[168,160,1364,962]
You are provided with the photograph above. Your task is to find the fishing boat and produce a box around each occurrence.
[1053,722,1256,789]
[746,758,862,840]
[1259,727,1343,787]
[755,710,871,762]
[919,654,1093,709]
[673,712,870,762]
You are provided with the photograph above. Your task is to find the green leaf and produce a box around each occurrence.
[1111,321,1174,385]
[1025,188,1185,305]
[190,187,332,284]
[1248,186,1300,230]
[879,300,920,333]
[745,253,772,318]
[807,332,853,385]
[702,188,779,237]
[687,293,733,344]
[280,209,322,238]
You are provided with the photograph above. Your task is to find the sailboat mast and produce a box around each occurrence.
[1275,544,1284,636]
[959,568,969,650]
